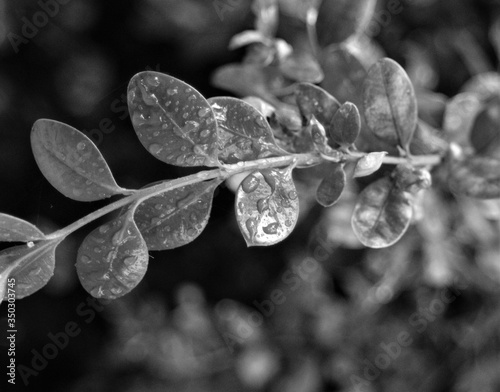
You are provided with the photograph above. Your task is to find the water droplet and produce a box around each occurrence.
[80,255,92,264]
[262,172,276,190]
[93,247,101,253]
[285,220,292,227]
[185,87,192,93]
[187,227,197,236]
[176,155,185,165]
[91,287,103,298]
[238,201,245,213]
[255,116,267,129]
[167,87,178,95]
[288,190,298,200]
[193,144,208,156]
[188,94,196,101]
[153,131,160,137]
[184,120,199,132]
[112,231,122,245]
[182,112,189,119]
[85,179,92,186]
[199,129,211,138]
[241,174,260,193]
[110,287,123,296]
[257,198,269,214]
[77,142,86,151]
[73,188,83,197]
[149,144,162,155]
[263,222,279,235]
[151,217,161,226]
[99,225,109,234]
[198,107,211,118]
[102,273,110,281]
[123,256,136,266]
[190,212,198,223]
[177,193,195,208]
[245,218,257,239]
[154,203,163,210]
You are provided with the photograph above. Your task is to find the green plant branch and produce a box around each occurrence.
[347,151,443,166]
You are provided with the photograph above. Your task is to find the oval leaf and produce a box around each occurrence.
[128,71,219,167]
[352,177,413,248]
[235,167,299,246]
[31,119,126,201]
[470,97,500,157]
[449,156,500,199]
[460,72,500,100]
[320,46,367,106]
[353,152,387,178]
[208,96,286,163]
[316,163,346,207]
[362,58,418,150]
[1,240,61,303]
[330,101,361,146]
[0,214,46,242]
[134,179,221,250]
[315,0,376,46]
[443,92,482,146]
[295,82,341,129]
[76,211,149,299]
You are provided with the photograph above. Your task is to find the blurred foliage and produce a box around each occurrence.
[1,0,500,391]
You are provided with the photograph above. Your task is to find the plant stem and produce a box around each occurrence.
[44,149,442,241]
[45,153,322,240]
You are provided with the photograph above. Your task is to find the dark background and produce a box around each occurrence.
[1,0,500,391]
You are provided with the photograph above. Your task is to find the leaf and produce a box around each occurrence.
[460,72,500,100]
[353,152,387,178]
[235,167,299,246]
[315,0,376,46]
[443,92,482,146]
[330,102,361,146]
[31,119,126,201]
[316,163,346,207]
[76,211,149,299]
[208,96,286,163]
[362,58,418,150]
[134,179,221,250]
[320,46,367,106]
[295,83,341,128]
[279,52,324,83]
[0,214,46,242]
[392,165,432,194]
[410,120,448,156]
[0,240,61,304]
[128,71,219,167]
[448,156,500,199]
[351,177,413,248]
[211,63,282,104]
[470,97,500,157]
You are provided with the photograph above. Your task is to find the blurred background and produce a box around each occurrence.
[1,0,500,391]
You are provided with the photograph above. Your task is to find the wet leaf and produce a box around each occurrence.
[443,92,482,146]
[279,53,324,83]
[392,165,432,194]
[320,46,367,106]
[295,83,340,128]
[470,97,500,157]
[353,152,387,178]
[0,240,61,303]
[235,167,299,246]
[0,214,46,242]
[208,96,286,163]
[362,58,418,150]
[330,102,361,146]
[315,0,376,46]
[134,179,221,250]
[76,211,149,299]
[352,177,413,248]
[31,119,126,201]
[243,96,276,118]
[449,156,500,199]
[128,71,219,167]
[316,163,346,207]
